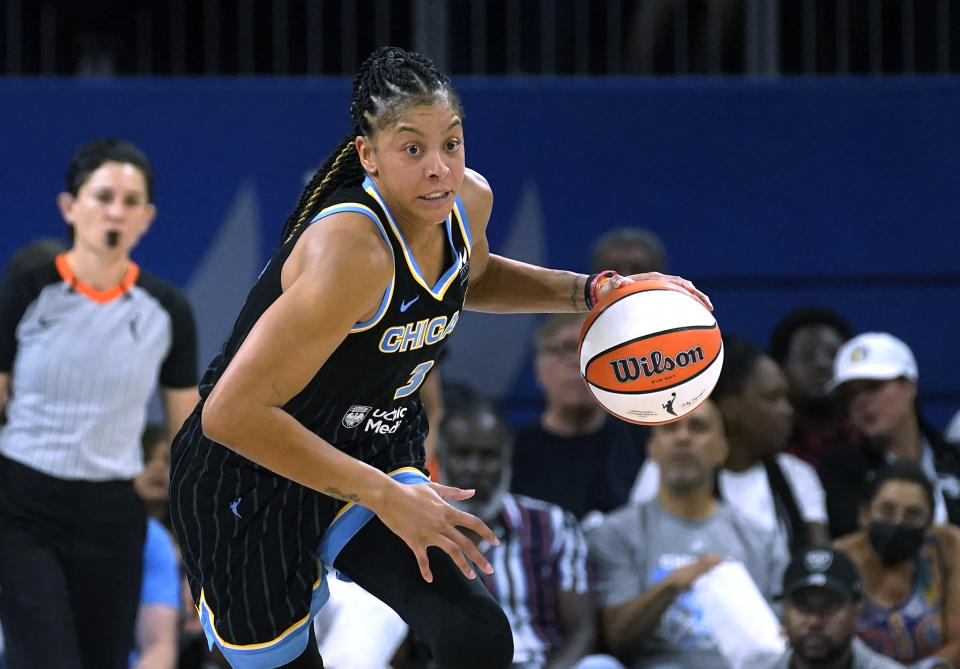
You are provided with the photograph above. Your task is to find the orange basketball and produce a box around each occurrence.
[579,279,723,425]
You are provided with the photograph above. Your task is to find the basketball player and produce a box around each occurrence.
[169,46,709,669]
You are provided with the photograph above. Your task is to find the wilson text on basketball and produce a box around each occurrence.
[609,347,705,383]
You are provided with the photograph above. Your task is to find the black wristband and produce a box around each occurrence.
[584,273,598,310]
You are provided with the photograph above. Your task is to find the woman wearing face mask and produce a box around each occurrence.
[835,460,960,669]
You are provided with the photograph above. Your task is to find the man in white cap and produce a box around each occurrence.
[817,332,960,538]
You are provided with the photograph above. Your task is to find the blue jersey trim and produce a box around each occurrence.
[453,196,472,252]
[311,202,396,332]
[317,468,430,567]
[197,566,330,669]
[362,177,467,301]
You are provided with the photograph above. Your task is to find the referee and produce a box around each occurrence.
[0,139,198,669]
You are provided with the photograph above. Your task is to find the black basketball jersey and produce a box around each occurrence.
[197,176,470,466]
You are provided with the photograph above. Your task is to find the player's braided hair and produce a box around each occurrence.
[279,46,463,243]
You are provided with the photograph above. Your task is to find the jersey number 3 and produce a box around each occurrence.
[394,361,435,400]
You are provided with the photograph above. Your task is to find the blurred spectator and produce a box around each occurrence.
[588,399,788,669]
[131,423,180,668]
[134,423,173,527]
[131,423,227,669]
[512,313,648,519]
[631,334,830,552]
[126,424,180,668]
[834,461,960,669]
[0,139,198,669]
[590,227,667,275]
[130,518,180,669]
[439,395,621,669]
[773,546,905,669]
[818,333,960,538]
[769,307,856,467]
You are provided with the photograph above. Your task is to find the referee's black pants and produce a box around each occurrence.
[0,455,146,669]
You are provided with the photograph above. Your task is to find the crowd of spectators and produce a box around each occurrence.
[2,222,959,669]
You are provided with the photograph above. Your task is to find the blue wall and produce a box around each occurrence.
[3,77,958,427]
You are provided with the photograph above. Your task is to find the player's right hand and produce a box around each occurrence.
[374,480,500,583]
[610,271,713,312]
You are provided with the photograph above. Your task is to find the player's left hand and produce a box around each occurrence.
[598,272,713,311]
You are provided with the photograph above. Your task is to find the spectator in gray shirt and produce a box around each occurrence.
[586,398,789,669]
[774,546,905,669]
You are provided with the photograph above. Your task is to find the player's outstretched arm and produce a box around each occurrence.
[459,169,710,313]
[201,213,496,581]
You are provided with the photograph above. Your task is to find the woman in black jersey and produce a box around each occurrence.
[169,46,710,669]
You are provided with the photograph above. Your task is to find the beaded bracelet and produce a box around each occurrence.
[585,270,618,310]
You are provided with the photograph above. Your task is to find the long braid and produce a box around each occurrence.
[280,136,362,243]
[279,46,463,244]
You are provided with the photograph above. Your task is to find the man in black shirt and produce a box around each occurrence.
[511,313,648,519]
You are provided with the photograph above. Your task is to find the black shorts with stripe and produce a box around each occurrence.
[169,408,428,648]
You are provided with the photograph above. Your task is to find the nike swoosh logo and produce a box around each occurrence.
[400,296,419,312]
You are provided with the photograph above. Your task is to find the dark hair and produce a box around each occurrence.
[590,226,667,273]
[65,138,154,201]
[769,306,855,364]
[711,333,766,401]
[279,46,464,243]
[866,460,936,519]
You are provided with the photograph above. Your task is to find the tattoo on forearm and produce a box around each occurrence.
[323,487,361,504]
[571,275,584,311]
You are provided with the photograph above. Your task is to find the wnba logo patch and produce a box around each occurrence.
[341,405,371,428]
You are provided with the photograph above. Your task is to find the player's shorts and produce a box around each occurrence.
[170,419,429,669]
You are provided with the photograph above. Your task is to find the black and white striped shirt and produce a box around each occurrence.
[0,254,196,480]
[479,493,590,668]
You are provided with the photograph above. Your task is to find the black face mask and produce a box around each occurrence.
[868,520,926,565]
